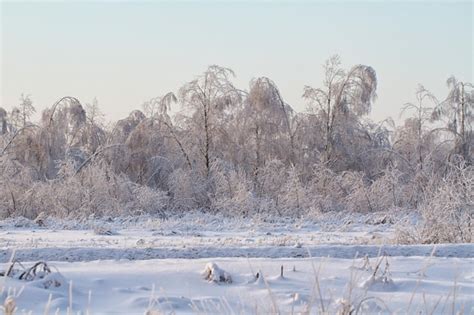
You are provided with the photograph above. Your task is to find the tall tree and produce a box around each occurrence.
[399,85,437,171]
[179,65,241,176]
[245,77,296,191]
[143,92,191,169]
[11,94,35,129]
[303,55,377,163]
[0,107,7,135]
[432,77,473,163]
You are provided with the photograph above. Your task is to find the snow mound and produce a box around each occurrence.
[359,274,396,291]
[202,262,232,283]
[359,256,396,291]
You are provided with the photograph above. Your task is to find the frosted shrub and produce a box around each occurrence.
[396,161,473,244]
[418,163,473,243]
[368,167,410,211]
[342,171,372,212]
[258,159,286,212]
[168,168,208,211]
[0,158,169,219]
[24,181,59,218]
[209,159,257,216]
[132,185,169,216]
[306,163,347,212]
[279,166,308,216]
[346,168,405,213]
[0,156,37,218]
[53,161,127,217]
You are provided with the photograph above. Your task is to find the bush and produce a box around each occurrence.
[418,163,473,243]
[396,162,473,244]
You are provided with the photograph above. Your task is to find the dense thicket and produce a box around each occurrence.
[1,56,472,243]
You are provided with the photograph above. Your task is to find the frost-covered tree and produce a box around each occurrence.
[244,77,297,192]
[11,94,35,129]
[0,107,8,135]
[303,55,377,164]
[82,98,106,155]
[144,92,192,170]
[432,77,473,163]
[39,97,88,177]
[179,65,241,176]
[85,98,104,127]
[397,85,438,171]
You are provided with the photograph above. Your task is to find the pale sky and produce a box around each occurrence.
[1,1,472,123]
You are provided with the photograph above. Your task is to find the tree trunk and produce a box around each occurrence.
[324,96,332,162]
[460,82,467,161]
[204,103,210,177]
[254,124,261,195]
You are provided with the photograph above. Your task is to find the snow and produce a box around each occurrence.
[1,213,473,314]
[202,262,232,283]
[1,257,473,314]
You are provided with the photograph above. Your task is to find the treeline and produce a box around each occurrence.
[0,56,472,243]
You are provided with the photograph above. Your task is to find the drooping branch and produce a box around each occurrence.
[1,124,41,156]
[74,144,125,176]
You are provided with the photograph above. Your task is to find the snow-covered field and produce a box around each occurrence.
[1,212,473,314]
[2,257,474,315]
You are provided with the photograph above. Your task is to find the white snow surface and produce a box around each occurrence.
[0,211,473,314]
[1,257,473,314]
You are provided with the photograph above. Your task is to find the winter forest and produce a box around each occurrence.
[1,56,472,244]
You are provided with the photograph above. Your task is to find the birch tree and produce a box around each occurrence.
[179,65,241,176]
[432,77,473,163]
[398,85,437,171]
[303,55,377,163]
[245,77,296,191]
